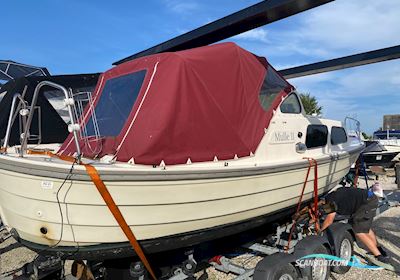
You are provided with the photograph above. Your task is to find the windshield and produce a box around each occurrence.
[85,70,147,137]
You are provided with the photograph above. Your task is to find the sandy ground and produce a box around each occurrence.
[0,175,399,279]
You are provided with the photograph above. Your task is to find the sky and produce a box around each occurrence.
[1,0,399,134]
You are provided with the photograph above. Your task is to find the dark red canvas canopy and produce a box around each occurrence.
[59,43,293,165]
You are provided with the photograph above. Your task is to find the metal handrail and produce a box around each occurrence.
[2,94,27,151]
[20,81,81,158]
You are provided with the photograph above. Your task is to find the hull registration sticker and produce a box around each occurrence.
[41,181,54,190]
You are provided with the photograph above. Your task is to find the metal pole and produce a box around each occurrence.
[396,163,400,189]
[2,94,26,150]
[20,81,81,158]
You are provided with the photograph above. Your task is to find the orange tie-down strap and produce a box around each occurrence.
[84,164,157,279]
[27,150,157,280]
[285,158,320,251]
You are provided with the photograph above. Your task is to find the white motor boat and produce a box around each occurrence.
[362,141,400,168]
[372,130,400,163]
[0,43,364,260]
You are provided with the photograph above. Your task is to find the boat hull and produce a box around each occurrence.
[363,151,400,168]
[0,150,360,259]
[19,198,314,260]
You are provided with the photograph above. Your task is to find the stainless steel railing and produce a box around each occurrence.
[2,94,28,150]
[19,81,81,157]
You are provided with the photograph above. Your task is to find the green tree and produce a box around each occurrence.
[299,93,322,115]
[361,132,371,140]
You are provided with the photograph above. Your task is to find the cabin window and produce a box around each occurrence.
[280,94,301,114]
[259,67,288,111]
[306,125,328,148]
[85,70,146,137]
[331,126,347,145]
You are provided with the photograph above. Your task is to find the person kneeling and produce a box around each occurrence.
[320,183,390,264]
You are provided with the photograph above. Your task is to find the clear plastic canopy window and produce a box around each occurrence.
[85,70,147,137]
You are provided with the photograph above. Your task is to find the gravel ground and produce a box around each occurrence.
[0,237,36,275]
[333,206,400,280]
[0,175,399,279]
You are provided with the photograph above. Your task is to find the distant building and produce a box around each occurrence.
[383,114,400,130]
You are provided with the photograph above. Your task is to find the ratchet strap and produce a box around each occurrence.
[26,150,157,280]
[353,158,360,187]
[286,158,320,251]
[307,157,320,226]
[83,164,157,280]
